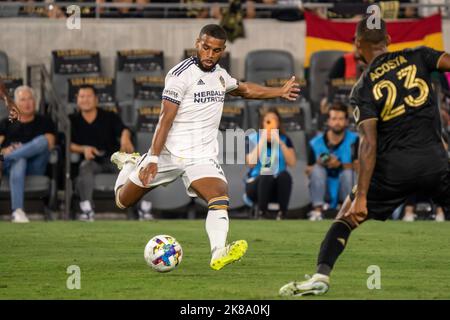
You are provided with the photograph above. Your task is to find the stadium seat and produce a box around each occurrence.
[0,51,8,76]
[116,70,162,108]
[52,73,100,105]
[115,50,164,107]
[287,130,307,162]
[0,148,59,220]
[220,97,248,131]
[308,50,346,117]
[135,130,153,155]
[131,99,161,131]
[223,163,247,211]
[0,4,20,17]
[245,50,295,84]
[287,159,310,211]
[51,50,101,103]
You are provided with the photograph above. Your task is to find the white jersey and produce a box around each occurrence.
[160,57,239,158]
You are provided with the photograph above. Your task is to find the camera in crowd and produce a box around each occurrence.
[319,152,331,165]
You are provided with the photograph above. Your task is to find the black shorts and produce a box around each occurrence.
[350,169,450,221]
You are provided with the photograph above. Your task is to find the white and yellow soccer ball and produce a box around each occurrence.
[144,235,183,272]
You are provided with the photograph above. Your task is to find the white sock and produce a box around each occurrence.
[80,200,93,213]
[114,162,135,195]
[205,209,229,259]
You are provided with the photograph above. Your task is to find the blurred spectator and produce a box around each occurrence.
[306,103,358,221]
[418,0,447,18]
[245,108,296,220]
[439,73,450,136]
[262,0,303,21]
[0,86,56,223]
[45,0,66,18]
[20,0,65,18]
[218,0,246,42]
[183,0,210,18]
[402,130,447,222]
[70,85,134,222]
[321,49,366,115]
[212,0,257,20]
[402,195,446,222]
[96,0,150,16]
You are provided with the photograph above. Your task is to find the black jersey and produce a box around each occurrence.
[350,46,447,181]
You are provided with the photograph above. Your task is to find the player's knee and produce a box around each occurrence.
[311,164,327,180]
[340,216,359,230]
[115,187,131,209]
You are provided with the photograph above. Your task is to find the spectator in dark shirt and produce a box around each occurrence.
[320,49,366,115]
[0,85,56,223]
[70,85,134,221]
[245,108,297,220]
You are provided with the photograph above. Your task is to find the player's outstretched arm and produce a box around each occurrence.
[438,52,450,71]
[138,99,179,186]
[344,119,377,225]
[229,76,300,101]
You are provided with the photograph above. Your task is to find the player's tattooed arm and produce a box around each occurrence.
[437,52,450,71]
[229,76,300,101]
[355,120,377,198]
[344,119,377,225]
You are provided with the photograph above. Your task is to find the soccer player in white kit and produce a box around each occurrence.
[111,24,300,270]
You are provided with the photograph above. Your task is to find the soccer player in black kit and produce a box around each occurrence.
[280,16,450,296]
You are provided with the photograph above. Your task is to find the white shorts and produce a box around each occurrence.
[128,148,227,197]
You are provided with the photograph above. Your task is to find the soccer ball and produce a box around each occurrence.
[144,235,183,272]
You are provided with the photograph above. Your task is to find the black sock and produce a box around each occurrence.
[316,219,353,276]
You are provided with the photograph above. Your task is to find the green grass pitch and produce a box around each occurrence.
[1,220,450,300]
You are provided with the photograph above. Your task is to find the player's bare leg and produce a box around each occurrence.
[190,177,248,270]
[116,180,154,209]
[280,196,368,296]
[111,152,154,209]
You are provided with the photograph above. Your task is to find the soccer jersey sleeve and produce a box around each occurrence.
[350,77,378,128]
[162,72,189,105]
[418,46,446,72]
[222,70,239,93]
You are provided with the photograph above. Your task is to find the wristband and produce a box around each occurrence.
[148,155,159,164]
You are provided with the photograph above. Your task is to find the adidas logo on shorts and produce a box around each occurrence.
[197,79,205,85]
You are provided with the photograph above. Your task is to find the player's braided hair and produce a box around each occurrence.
[356,16,388,45]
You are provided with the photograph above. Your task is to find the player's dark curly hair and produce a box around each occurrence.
[199,24,228,41]
[356,16,388,45]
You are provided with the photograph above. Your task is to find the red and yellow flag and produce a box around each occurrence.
[304,11,444,67]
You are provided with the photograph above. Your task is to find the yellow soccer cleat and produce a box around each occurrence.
[210,240,248,271]
[110,151,141,170]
